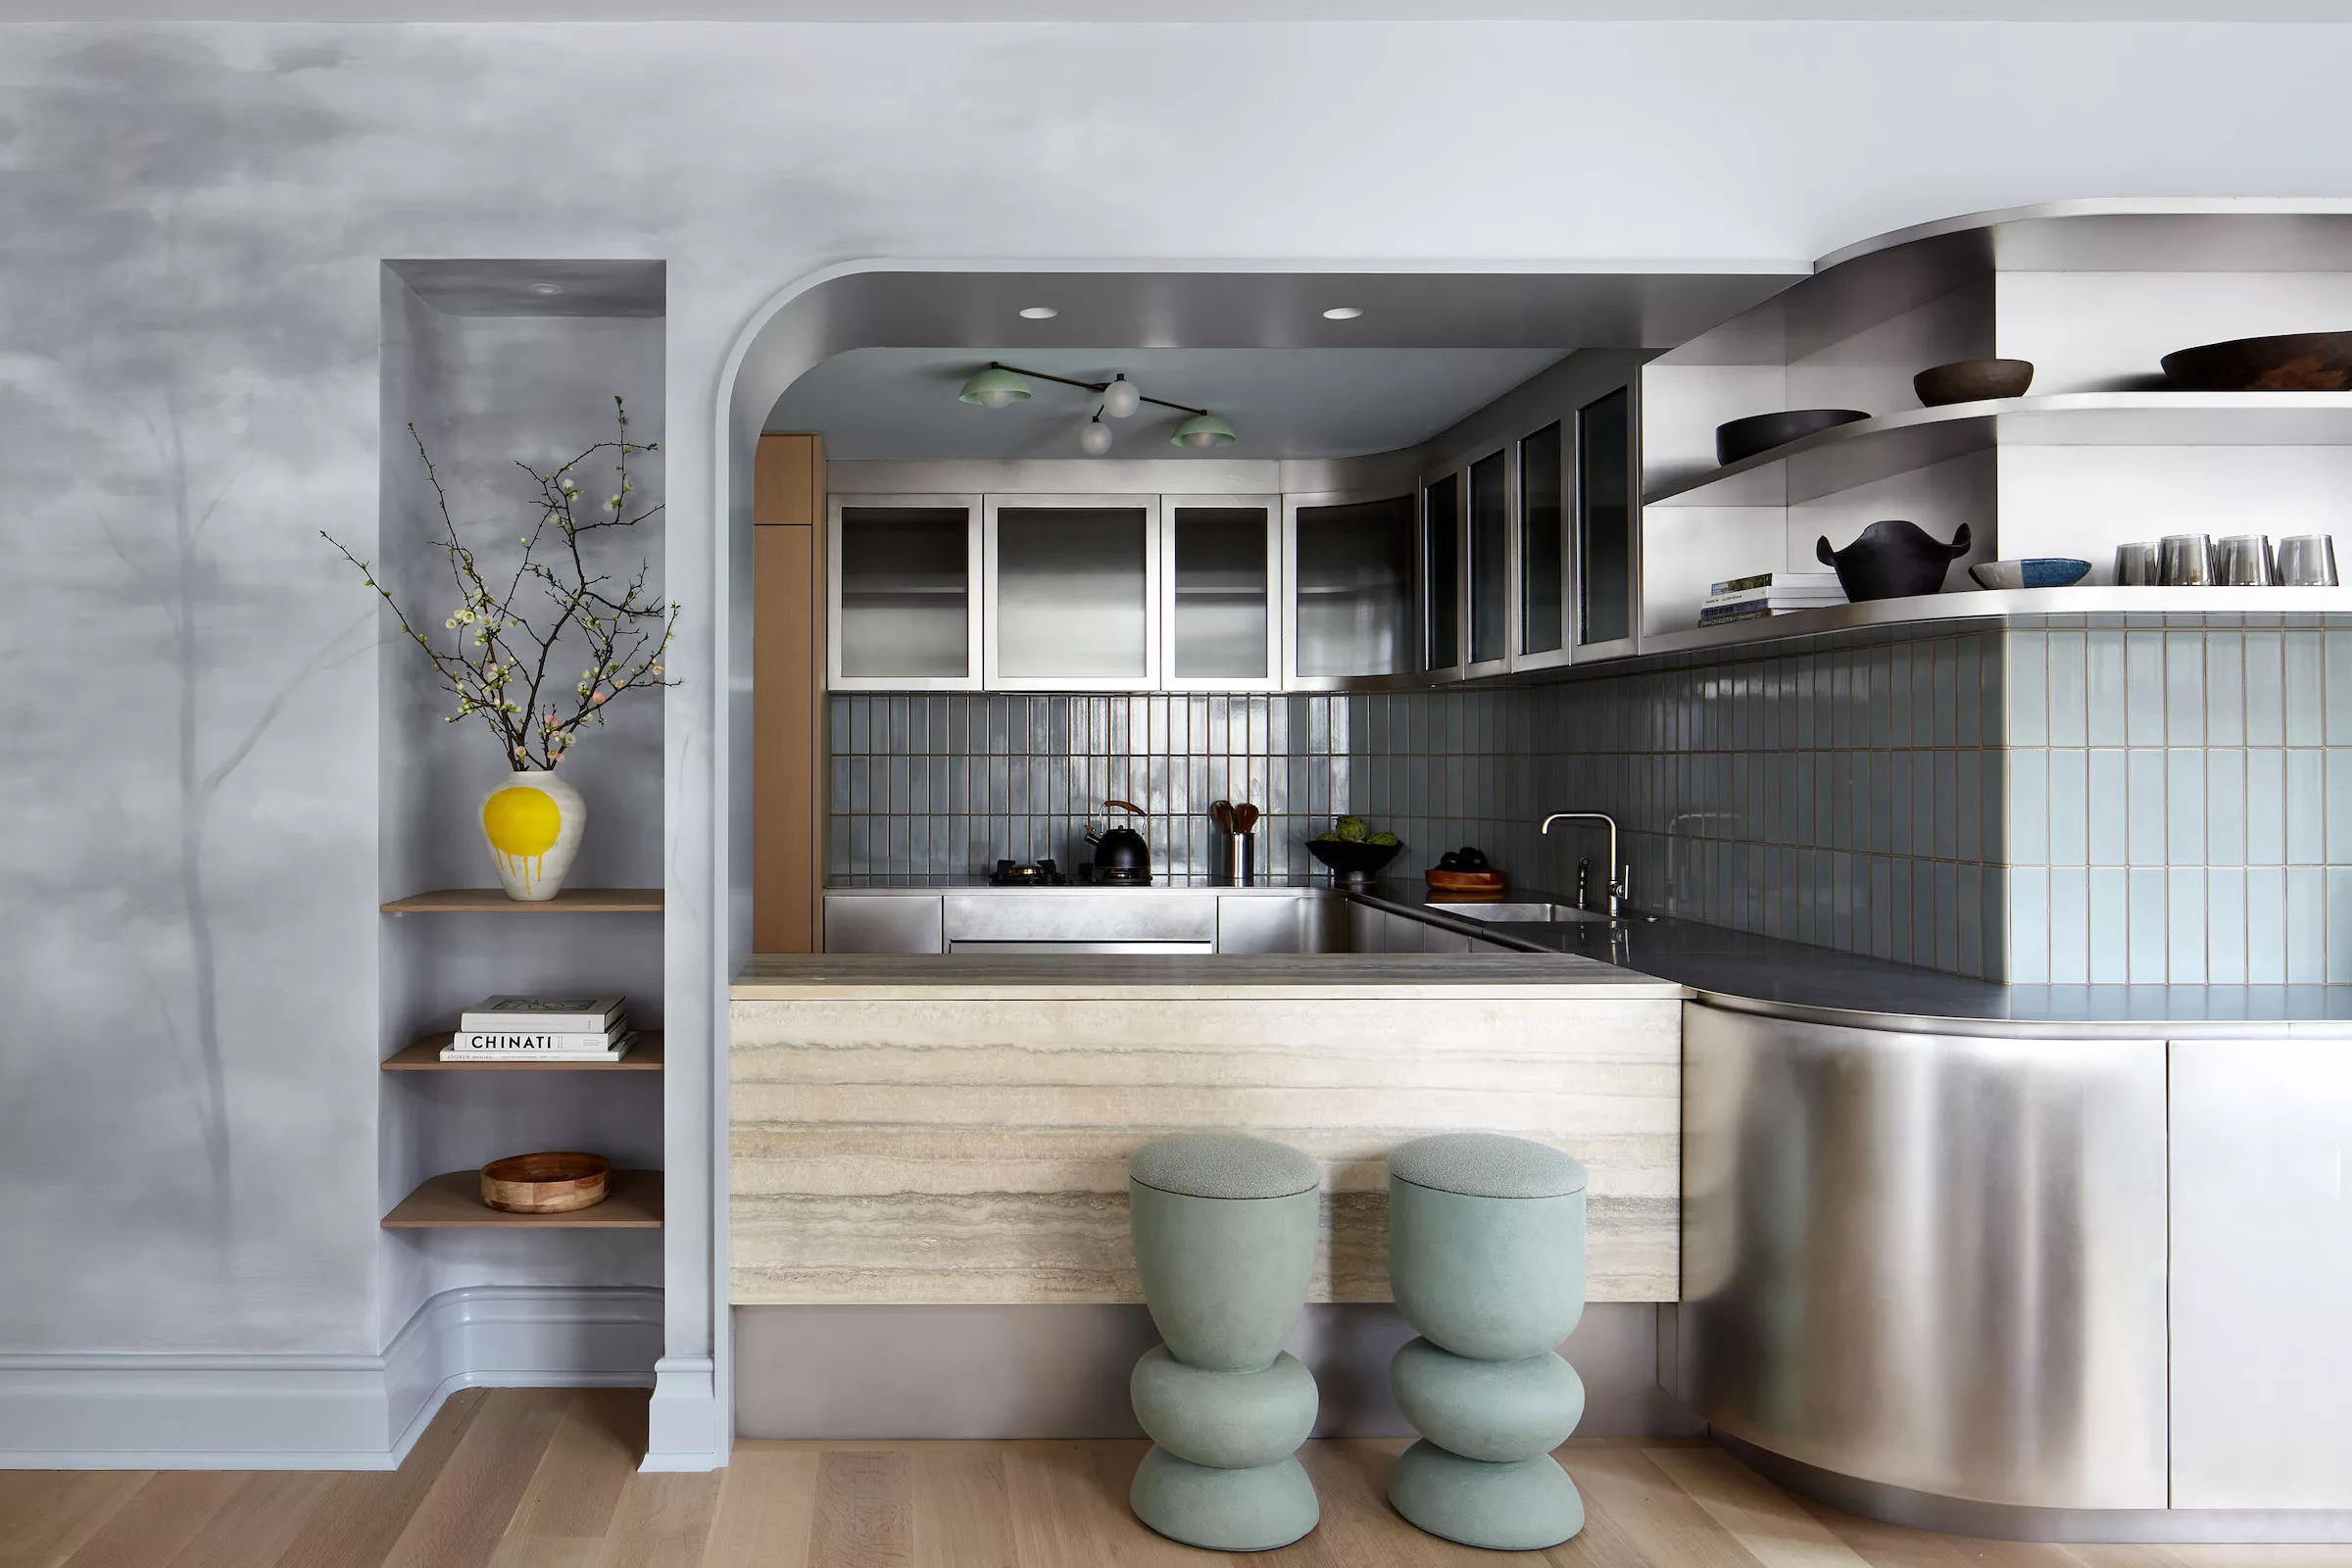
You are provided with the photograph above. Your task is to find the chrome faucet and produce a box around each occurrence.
[1542,812,1630,917]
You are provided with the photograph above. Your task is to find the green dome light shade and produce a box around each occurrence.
[1172,413,1237,450]
[958,367,1033,408]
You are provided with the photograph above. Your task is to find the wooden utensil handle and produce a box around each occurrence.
[1105,799,1146,816]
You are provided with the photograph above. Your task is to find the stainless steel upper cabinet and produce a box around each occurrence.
[1162,496,1282,693]
[1422,470,1465,683]
[829,494,984,691]
[1515,419,1572,673]
[1282,492,1419,690]
[1574,383,1640,661]
[1465,446,1513,679]
[983,494,1162,692]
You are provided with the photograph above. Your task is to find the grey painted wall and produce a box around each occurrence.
[6,18,2352,1382]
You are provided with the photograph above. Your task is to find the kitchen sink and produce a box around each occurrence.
[1425,901,1612,924]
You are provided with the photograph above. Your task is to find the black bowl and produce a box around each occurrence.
[1306,839,1401,885]
[1914,358,2034,407]
[2162,331,2352,392]
[1715,409,1870,467]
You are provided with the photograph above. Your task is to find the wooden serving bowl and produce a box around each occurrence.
[480,1152,610,1214]
[1426,867,1507,896]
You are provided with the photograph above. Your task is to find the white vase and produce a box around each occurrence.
[479,769,585,902]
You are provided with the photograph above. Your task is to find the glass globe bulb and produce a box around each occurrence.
[1102,375,1140,418]
[1078,418,1113,456]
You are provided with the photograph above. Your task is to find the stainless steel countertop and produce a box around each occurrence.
[824,875,1334,893]
[733,949,1679,999]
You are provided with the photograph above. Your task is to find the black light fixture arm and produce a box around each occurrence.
[988,362,1208,418]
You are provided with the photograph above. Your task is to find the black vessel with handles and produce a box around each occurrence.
[1086,800,1152,886]
[1816,519,1973,602]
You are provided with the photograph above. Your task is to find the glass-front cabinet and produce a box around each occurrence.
[1422,471,1463,681]
[984,494,1161,691]
[829,495,984,691]
[1465,446,1512,678]
[1515,420,1571,672]
[1162,496,1282,692]
[1574,384,1639,659]
[1285,492,1417,687]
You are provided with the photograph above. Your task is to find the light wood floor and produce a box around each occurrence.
[8,1388,2352,1568]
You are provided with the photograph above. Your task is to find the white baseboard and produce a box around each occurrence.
[641,1355,721,1471]
[0,1285,661,1470]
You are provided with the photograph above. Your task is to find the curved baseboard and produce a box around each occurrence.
[0,1285,661,1470]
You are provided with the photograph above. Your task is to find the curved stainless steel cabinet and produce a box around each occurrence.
[1678,1004,2168,1510]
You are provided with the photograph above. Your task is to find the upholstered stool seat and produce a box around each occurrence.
[1386,1132,1589,1550]
[1127,1134,1321,1550]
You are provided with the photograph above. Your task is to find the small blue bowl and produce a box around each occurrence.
[1970,558,2090,591]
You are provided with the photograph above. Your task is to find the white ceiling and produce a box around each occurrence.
[5,2,2343,16]
[765,347,1566,461]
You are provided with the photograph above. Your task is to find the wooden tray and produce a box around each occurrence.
[480,1152,610,1213]
[1426,867,1507,895]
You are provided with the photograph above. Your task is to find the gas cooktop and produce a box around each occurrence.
[988,858,1068,886]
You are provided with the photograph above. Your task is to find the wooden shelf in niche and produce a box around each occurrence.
[382,1169,664,1228]
[381,887,663,914]
[381,1032,664,1072]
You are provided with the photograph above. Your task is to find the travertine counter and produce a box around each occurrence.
[730,953,1688,1306]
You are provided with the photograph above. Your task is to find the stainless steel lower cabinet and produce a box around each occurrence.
[1677,1004,2170,1511]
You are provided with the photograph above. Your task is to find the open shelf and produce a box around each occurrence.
[382,1168,664,1228]
[1645,393,2352,508]
[381,887,664,913]
[381,1031,664,1072]
[1640,585,2352,657]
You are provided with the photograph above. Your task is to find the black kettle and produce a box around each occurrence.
[1817,519,1972,602]
[1086,800,1152,885]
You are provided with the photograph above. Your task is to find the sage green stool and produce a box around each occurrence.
[1127,1134,1321,1551]
[1385,1132,1588,1551]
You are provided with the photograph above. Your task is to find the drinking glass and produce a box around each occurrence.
[2159,534,2217,586]
[2216,535,2277,586]
[2276,534,2340,587]
[2114,541,2162,585]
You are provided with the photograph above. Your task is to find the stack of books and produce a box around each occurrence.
[1697,571,1847,626]
[440,995,636,1062]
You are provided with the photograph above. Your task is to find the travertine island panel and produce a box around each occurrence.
[730,953,1689,1305]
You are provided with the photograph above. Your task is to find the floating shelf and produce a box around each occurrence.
[381,1032,664,1072]
[1645,393,2352,509]
[381,887,664,913]
[1641,585,2352,658]
[382,1169,664,1228]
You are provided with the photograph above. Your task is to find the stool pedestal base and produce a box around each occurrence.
[1131,1447,1319,1551]
[1388,1440,1585,1550]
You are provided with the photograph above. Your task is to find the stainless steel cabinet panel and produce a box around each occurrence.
[1215,894,1307,954]
[983,494,1161,691]
[1679,1005,2169,1510]
[2170,1038,2352,1510]
[1164,497,1282,693]
[823,893,945,954]
[1285,493,1418,688]
[829,496,983,692]
[942,892,1215,945]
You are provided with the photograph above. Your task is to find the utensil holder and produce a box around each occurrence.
[1223,832,1255,886]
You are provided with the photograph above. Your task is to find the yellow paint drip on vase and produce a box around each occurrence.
[479,769,585,902]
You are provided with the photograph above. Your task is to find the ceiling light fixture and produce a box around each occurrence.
[957,366,1034,407]
[957,361,1234,452]
[530,282,565,296]
[1321,306,1361,320]
[1018,306,1058,319]
[1171,413,1237,450]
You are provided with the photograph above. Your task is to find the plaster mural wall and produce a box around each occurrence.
[3,19,2351,1369]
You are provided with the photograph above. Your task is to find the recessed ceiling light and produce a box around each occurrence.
[1322,306,1362,320]
[1018,306,1058,319]
[529,282,564,296]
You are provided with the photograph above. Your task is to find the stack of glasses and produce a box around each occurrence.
[2115,533,2337,586]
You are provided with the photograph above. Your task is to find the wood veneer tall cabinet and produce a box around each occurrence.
[754,433,827,954]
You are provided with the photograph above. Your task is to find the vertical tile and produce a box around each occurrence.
[2007,867,2051,982]
[1888,644,1913,749]
[2168,867,2207,983]
[2245,630,2285,746]
[2049,866,2089,984]
[2286,630,2325,746]
[2088,867,2130,983]
[2204,633,2244,749]
[1956,864,1983,977]
[1871,855,1894,959]
[1955,751,1981,863]
[2008,631,2048,747]
[2247,866,2287,984]
[2207,866,2246,985]
[2128,866,2169,982]
[2167,750,2204,866]
[2126,750,2166,866]
[2331,868,2352,984]
[2010,749,2048,867]
[1912,643,1936,747]
[2329,750,2352,864]
[2086,630,2128,747]
[2165,632,2205,747]
[2205,750,2245,868]
[2048,631,2088,748]
[1882,753,1906,855]
[2287,749,2326,863]
[2047,749,2087,865]
[1955,638,1981,750]
[2087,751,2127,865]
[2330,629,2352,745]
[1888,858,1913,964]
[2288,866,2328,983]
[1935,861,1960,972]
[1931,750,1955,861]
[1867,751,1891,855]
[1934,639,1959,749]
[1871,646,1894,751]
[2124,630,2166,746]
[2246,748,2286,864]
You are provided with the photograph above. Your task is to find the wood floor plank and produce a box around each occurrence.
[909,1444,1017,1568]
[1550,1445,1669,1568]
[1287,1439,1553,1567]
[807,1450,912,1568]
[1642,1446,1874,1568]
[486,1542,604,1568]
[2066,1549,2352,1568]
[1002,1441,1223,1567]
[588,1472,721,1568]
[1785,1491,2081,1568]
[1569,1446,1774,1568]
[700,1446,820,1568]
[0,1470,151,1568]
[57,1474,244,1568]
[162,1472,332,1568]
[271,1386,493,1568]
[505,1391,647,1546]
[378,1389,572,1568]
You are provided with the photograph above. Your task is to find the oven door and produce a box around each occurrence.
[945,939,1215,955]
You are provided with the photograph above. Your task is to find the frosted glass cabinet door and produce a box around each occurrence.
[1575,385,1638,657]
[1517,420,1570,671]
[984,495,1160,691]
[1466,446,1512,675]
[1284,493,1417,687]
[829,495,982,691]
[1163,497,1280,691]
[1423,471,1463,680]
